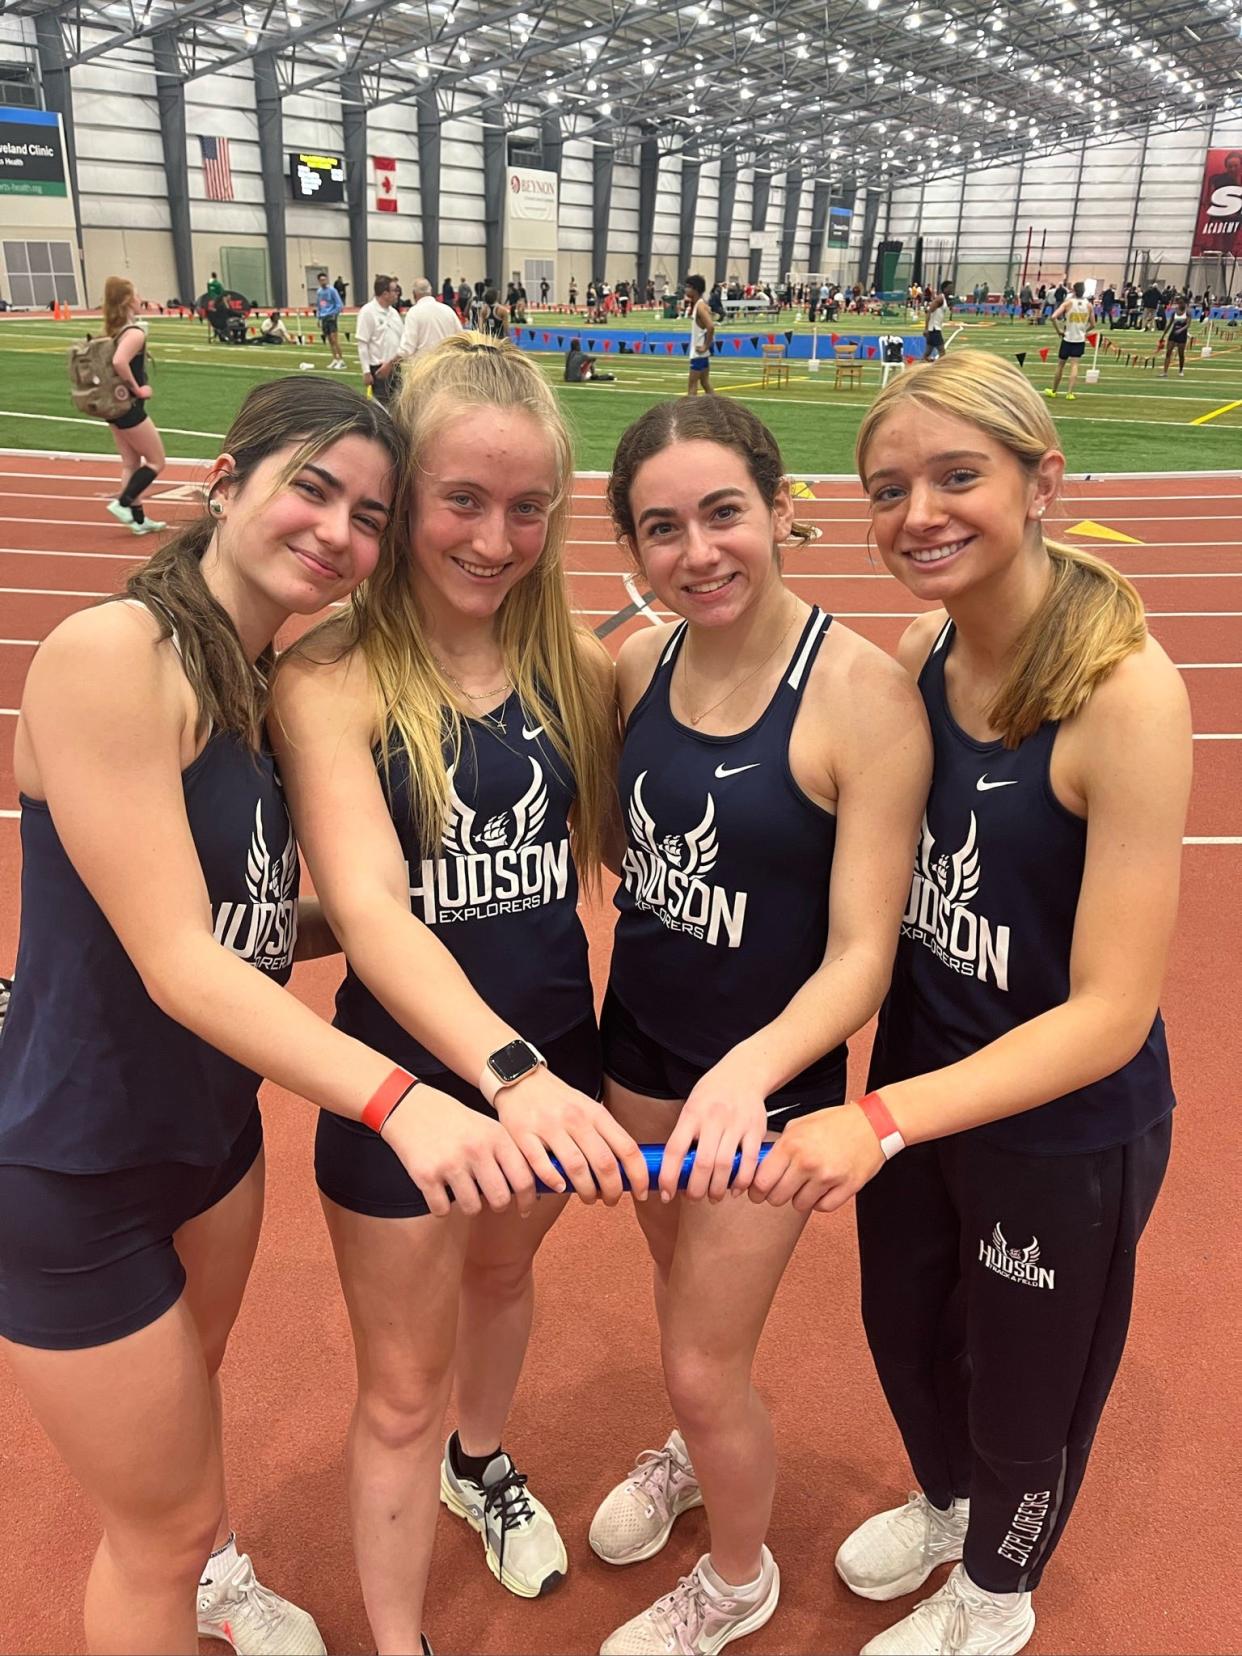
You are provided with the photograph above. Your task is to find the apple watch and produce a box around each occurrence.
[481,1038,546,1106]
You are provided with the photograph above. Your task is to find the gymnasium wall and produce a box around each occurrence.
[14,10,1231,308]
[885,109,1242,291]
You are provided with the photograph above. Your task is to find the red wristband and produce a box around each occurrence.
[361,1067,418,1135]
[856,1091,906,1160]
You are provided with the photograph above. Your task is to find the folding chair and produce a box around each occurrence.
[833,342,863,389]
[760,343,790,388]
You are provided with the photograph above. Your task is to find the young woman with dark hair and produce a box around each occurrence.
[0,376,537,1656]
[588,395,930,1655]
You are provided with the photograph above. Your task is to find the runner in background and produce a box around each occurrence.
[1044,281,1093,400]
[101,276,167,538]
[314,270,347,369]
[1160,296,1190,377]
[684,274,716,396]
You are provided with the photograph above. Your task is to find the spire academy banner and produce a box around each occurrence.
[1191,148,1242,258]
[0,106,67,197]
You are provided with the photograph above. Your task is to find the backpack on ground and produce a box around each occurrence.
[67,333,134,420]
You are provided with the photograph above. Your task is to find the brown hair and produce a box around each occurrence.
[120,376,405,749]
[856,351,1146,748]
[295,332,614,883]
[607,396,817,556]
[102,276,136,337]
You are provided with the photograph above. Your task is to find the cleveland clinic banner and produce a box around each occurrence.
[0,107,68,197]
[1191,148,1242,258]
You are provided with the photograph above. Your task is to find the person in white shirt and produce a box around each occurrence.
[355,274,406,405]
[398,276,463,362]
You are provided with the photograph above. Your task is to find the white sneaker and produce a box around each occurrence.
[860,1563,1035,1655]
[197,1547,325,1655]
[836,1491,969,1601]
[106,499,134,526]
[590,1429,704,1565]
[131,518,167,535]
[600,1548,779,1655]
[439,1440,567,1598]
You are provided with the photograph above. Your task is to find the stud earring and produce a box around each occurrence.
[209,499,223,516]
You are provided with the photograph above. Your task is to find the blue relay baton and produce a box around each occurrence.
[535,1140,772,1194]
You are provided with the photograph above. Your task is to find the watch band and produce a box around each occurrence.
[479,1039,546,1108]
[856,1091,906,1160]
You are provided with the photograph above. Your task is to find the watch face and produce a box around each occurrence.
[490,1039,538,1084]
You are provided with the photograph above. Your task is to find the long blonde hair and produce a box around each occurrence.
[102,276,136,337]
[856,350,1146,747]
[313,332,613,880]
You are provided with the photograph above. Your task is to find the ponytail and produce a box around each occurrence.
[987,539,1147,747]
[856,352,1149,747]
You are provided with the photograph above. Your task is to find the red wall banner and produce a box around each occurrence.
[1191,148,1242,258]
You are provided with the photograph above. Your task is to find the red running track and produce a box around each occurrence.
[0,455,1238,1655]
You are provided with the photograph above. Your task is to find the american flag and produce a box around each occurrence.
[199,135,234,201]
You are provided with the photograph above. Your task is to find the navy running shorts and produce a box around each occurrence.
[320,316,339,336]
[108,399,152,432]
[688,355,710,373]
[600,986,845,1126]
[0,1106,262,1351]
[1059,339,1086,360]
[315,1017,603,1219]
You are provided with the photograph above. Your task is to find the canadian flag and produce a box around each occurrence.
[373,156,397,213]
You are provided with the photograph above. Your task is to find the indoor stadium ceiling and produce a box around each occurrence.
[14,0,1242,182]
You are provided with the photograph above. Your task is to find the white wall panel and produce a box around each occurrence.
[691,158,718,270]
[652,151,681,266]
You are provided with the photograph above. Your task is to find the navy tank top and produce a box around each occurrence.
[0,733,299,1173]
[610,607,846,1088]
[333,694,593,1072]
[868,620,1176,1154]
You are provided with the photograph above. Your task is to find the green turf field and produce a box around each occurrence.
[3,311,1241,472]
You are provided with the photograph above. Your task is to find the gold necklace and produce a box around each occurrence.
[433,655,510,702]
[679,601,802,728]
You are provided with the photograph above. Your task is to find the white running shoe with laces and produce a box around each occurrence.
[836,1491,969,1601]
[196,1548,325,1655]
[131,518,167,535]
[600,1548,779,1656]
[439,1441,567,1598]
[860,1562,1035,1655]
[590,1429,704,1565]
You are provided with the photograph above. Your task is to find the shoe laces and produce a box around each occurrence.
[628,1443,691,1521]
[648,1571,724,1656]
[909,1567,1000,1656]
[203,1555,287,1637]
[482,1464,536,1582]
[886,1491,942,1559]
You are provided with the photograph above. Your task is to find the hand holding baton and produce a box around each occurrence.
[535,1141,772,1195]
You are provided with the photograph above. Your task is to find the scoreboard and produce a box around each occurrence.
[289,152,345,203]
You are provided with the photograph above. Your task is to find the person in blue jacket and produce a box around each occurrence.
[314,270,346,369]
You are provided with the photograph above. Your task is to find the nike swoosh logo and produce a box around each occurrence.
[714,763,760,779]
[976,775,1018,791]
[522,725,544,741]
